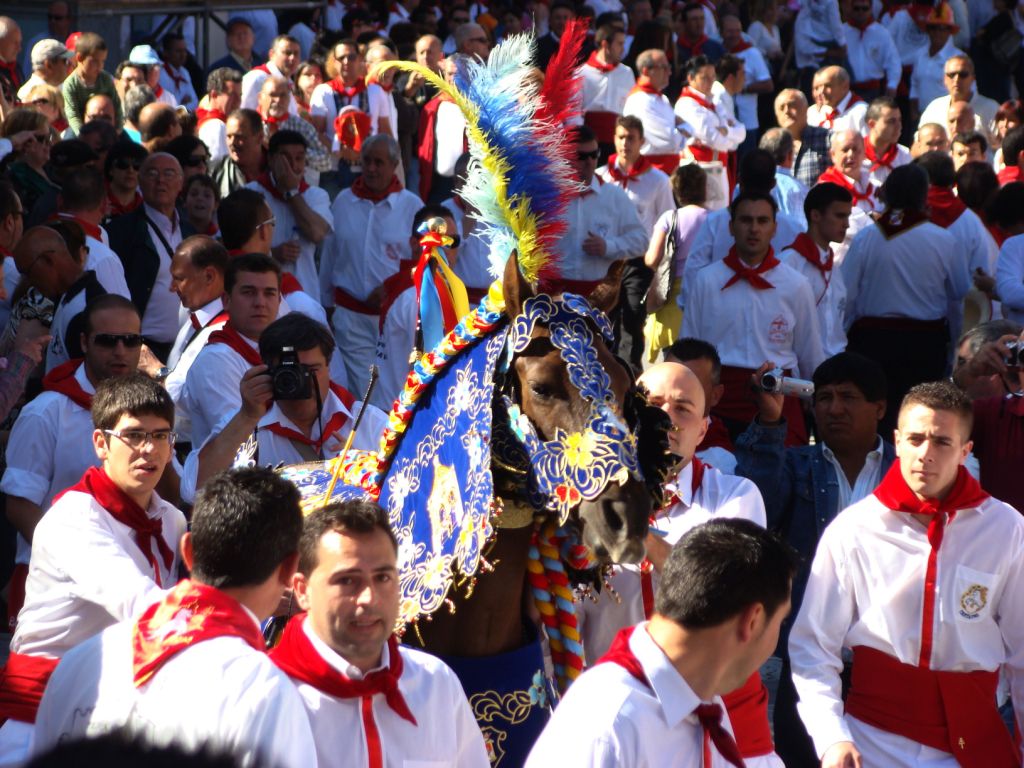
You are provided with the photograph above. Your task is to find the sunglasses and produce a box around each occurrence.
[113,158,143,171]
[183,154,208,167]
[91,333,144,348]
[28,98,51,107]
[945,70,971,78]
[577,150,600,161]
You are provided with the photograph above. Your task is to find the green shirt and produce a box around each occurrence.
[61,70,123,135]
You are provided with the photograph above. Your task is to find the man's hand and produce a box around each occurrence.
[821,741,862,768]
[270,152,302,193]
[8,130,38,152]
[137,344,165,377]
[338,146,360,164]
[644,529,672,572]
[966,334,1019,378]
[239,365,273,420]
[582,232,607,258]
[973,268,996,297]
[751,360,785,424]
[272,241,301,263]
[13,319,50,365]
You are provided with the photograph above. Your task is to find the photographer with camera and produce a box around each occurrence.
[186,313,388,499]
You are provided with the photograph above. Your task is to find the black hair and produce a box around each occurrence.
[268,129,308,154]
[914,150,956,188]
[803,181,852,221]
[1003,125,1024,167]
[104,140,149,179]
[666,337,721,384]
[900,380,974,436]
[84,294,140,335]
[298,500,398,575]
[258,313,335,365]
[880,164,929,211]
[738,149,776,193]
[411,203,455,238]
[60,167,106,211]
[218,189,269,250]
[91,373,175,432]
[224,253,281,294]
[174,234,229,273]
[987,180,1024,228]
[812,351,888,403]
[729,189,777,220]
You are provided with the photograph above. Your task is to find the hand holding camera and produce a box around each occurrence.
[239,365,274,421]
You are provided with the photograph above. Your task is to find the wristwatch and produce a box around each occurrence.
[283,189,300,200]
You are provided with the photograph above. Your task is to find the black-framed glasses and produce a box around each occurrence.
[183,154,208,167]
[113,158,143,171]
[91,333,144,348]
[577,150,600,161]
[104,429,177,448]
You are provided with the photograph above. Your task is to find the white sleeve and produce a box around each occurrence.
[829,0,848,44]
[92,257,131,299]
[998,523,1024,759]
[909,51,923,99]
[198,120,228,163]
[0,402,61,506]
[309,83,334,120]
[240,70,264,111]
[943,231,972,303]
[183,353,244,448]
[880,29,903,90]
[839,233,867,328]
[319,229,338,308]
[681,216,715,307]
[791,275,826,378]
[996,239,1024,312]
[373,293,416,413]
[605,189,649,261]
[680,270,708,340]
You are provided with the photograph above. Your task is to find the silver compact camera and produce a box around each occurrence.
[760,368,815,398]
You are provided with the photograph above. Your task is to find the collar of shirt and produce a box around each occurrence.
[144,203,178,237]
[75,358,97,396]
[629,621,704,728]
[664,459,698,510]
[302,614,390,681]
[257,385,352,441]
[229,51,253,70]
[821,435,884,506]
[821,435,882,467]
[192,297,225,326]
[777,166,794,179]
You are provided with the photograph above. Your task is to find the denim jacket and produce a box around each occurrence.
[734,418,896,653]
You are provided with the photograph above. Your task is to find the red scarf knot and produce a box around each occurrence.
[629,77,662,97]
[53,212,102,241]
[351,174,403,203]
[865,140,898,171]
[605,154,653,189]
[255,171,310,202]
[818,166,876,207]
[196,106,227,128]
[721,247,778,290]
[786,232,833,276]
[328,77,367,100]
[680,86,715,113]
[41,358,93,410]
[208,323,263,367]
[262,383,356,453]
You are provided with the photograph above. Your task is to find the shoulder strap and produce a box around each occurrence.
[142,212,175,258]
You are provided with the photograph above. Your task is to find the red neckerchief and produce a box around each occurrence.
[255,171,310,202]
[207,323,262,366]
[585,51,616,73]
[196,106,227,128]
[849,15,875,36]
[132,580,265,687]
[786,233,832,305]
[628,76,662,97]
[728,40,753,53]
[55,466,175,585]
[997,166,1022,185]
[605,154,653,189]
[926,186,966,228]
[721,247,778,290]
[328,77,367,100]
[295,93,311,113]
[865,140,898,171]
[351,174,402,203]
[164,63,187,90]
[280,273,302,295]
[875,207,929,238]
[680,86,715,112]
[41,358,92,410]
[262,383,357,452]
[54,116,68,133]
[52,212,102,241]
[153,84,165,98]
[682,34,709,55]
[271,613,417,725]
[598,626,745,768]
[0,60,20,88]
[873,462,989,668]
[377,258,418,333]
[253,64,272,75]
[818,166,876,207]
[205,221,219,237]
[107,187,143,217]
[259,108,288,128]
[819,92,863,129]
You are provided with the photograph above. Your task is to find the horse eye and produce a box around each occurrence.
[528,381,555,399]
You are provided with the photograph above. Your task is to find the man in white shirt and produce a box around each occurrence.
[793,0,847,92]
[863,96,911,186]
[320,134,423,393]
[790,381,1024,768]
[246,130,332,297]
[622,48,689,174]
[270,500,489,767]
[528,516,796,767]
[581,23,635,157]
[441,155,491,304]
[807,66,868,135]
[597,115,675,235]
[181,253,282,449]
[817,130,879,255]
[196,67,242,164]
[240,34,301,113]
[917,53,999,143]
[843,0,901,100]
[32,466,316,768]
[909,3,965,120]
[0,374,186,764]
[158,33,198,109]
[719,16,773,147]
[841,164,969,435]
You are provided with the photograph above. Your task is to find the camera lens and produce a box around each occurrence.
[274,368,302,397]
[761,372,779,392]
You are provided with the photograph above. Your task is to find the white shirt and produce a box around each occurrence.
[682,258,825,377]
[166,297,227,442]
[241,61,300,116]
[841,218,969,327]
[727,45,771,130]
[158,63,198,109]
[433,100,467,178]
[374,285,415,414]
[773,168,808,228]
[310,81,396,145]
[558,181,648,281]
[996,234,1024,324]
[864,141,911,187]
[910,39,966,107]
[286,618,489,768]
[623,88,687,156]
[780,241,848,358]
[596,162,675,236]
[0,362,99,565]
[245,178,333,297]
[821,436,884,512]
[747,21,782,59]
[12,488,184,659]
[526,622,740,768]
[198,115,228,163]
[919,92,1001,144]
[441,198,493,292]
[789,492,1024,763]
[843,21,902,91]
[580,61,636,117]
[84,232,131,298]
[32,615,316,768]
[793,0,847,68]
[807,91,868,136]
[141,204,184,344]
[180,331,258,449]
[884,7,930,65]
[675,90,745,155]
[320,187,423,306]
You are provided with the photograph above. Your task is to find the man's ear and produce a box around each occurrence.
[180,531,194,573]
[278,551,300,588]
[92,428,108,462]
[291,569,312,611]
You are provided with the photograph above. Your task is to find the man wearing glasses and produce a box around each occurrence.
[0,373,185,765]
[19,2,73,76]
[918,54,1000,145]
[842,0,900,102]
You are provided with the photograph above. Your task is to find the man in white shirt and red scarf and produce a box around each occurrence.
[270,500,489,767]
[528,517,796,767]
[790,380,1024,768]
[581,23,636,159]
[843,0,901,101]
[196,67,242,164]
[0,374,186,764]
[578,361,783,768]
[863,96,911,187]
[240,34,300,114]
[622,48,689,174]
[807,66,868,135]
[31,466,316,768]
[682,190,824,446]
[818,129,878,254]
[841,164,969,435]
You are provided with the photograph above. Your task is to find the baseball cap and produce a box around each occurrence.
[49,139,100,169]
[925,2,958,29]
[31,39,74,68]
[129,44,162,66]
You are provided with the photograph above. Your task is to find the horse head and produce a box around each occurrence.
[498,254,669,566]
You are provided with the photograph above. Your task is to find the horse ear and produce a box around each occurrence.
[502,250,534,317]
[587,260,625,316]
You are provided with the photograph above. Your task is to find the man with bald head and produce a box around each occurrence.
[83,94,116,126]
[398,35,443,110]
[775,88,831,187]
[107,153,196,361]
[455,22,489,62]
[0,16,23,106]
[807,65,868,136]
[912,122,950,157]
[818,130,878,247]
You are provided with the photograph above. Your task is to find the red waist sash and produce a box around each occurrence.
[583,111,619,144]
[0,652,59,724]
[722,670,775,758]
[846,645,1019,768]
[645,153,681,175]
[334,286,380,315]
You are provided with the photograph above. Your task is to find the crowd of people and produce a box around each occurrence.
[0,0,1021,766]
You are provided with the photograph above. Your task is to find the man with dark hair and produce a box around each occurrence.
[863,96,910,186]
[665,337,735,471]
[210,109,266,199]
[181,253,281,448]
[842,164,969,433]
[158,32,197,108]
[675,2,725,64]
[206,16,263,76]
[240,34,301,113]
[734,351,893,766]
[269,501,488,767]
[186,313,386,501]
[245,130,332,297]
[951,130,987,170]
[719,16,772,148]
[999,124,1024,183]
[683,191,824,446]
[779,182,853,358]
[791,381,1024,768]
[581,24,635,158]
[0,373,184,762]
[529,517,796,766]
[196,67,243,163]
[31,467,315,768]
[951,319,1024,399]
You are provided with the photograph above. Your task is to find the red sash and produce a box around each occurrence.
[335,287,380,315]
[846,646,1019,768]
[196,106,226,129]
[927,186,967,228]
[351,174,403,203]
[585,51,616,73]
[721,247,779,290]
[132,579,265,687]
[628,77,662,98]
[207,323,262,366]
[255,171,310,202]
[41,359,92,410]
[645,153,682,174]
[875,207,929,238]
[55,467,175,585]
[263,383,357,452]
[0,653,59,724]
[865,140,898,172]
[604,154,653,190]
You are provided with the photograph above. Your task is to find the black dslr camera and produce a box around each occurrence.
[270,346,313,400]
[1005,340,1024,369]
